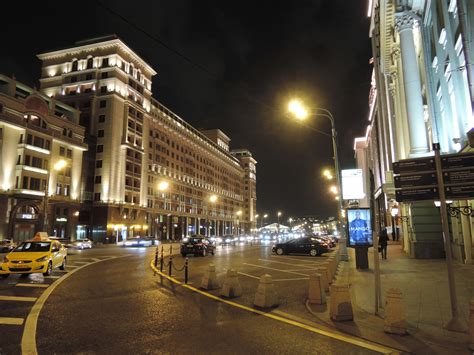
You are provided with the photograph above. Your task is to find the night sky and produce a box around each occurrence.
[1,0,372,222]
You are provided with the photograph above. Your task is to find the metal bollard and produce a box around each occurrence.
[184,258,189,284]
[160,254,164,272]
[168,255,173,276]
[154,246,159,267]
[170,244,173,255]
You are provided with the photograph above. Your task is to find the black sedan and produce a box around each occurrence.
[181,236,215,257]
[272,237,330,257]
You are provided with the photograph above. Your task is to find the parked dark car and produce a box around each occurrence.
[181,235,215,257]
[272,237,330,257]
[0,239,17,253]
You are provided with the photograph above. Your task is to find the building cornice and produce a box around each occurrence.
[37,39,157,76]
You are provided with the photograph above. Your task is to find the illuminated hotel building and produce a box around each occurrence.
[0,75,87,241]
[37,35,256,242]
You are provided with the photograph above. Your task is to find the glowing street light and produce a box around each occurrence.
[287,98,348,261]
[323,169,333,180]
[288,99,308,120]
[157,180,170,239]
[329,185,338,195]
[207,195,218,237]
[42,159,68,233]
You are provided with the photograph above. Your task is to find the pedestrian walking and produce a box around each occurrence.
[379,227,389,260]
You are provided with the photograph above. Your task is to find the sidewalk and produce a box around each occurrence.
[307,242,474,354]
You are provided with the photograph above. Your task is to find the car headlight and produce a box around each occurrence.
[36,256,48,262]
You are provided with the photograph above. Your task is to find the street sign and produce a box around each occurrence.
[445,185,474,200]
[392,157,435,174]
[441,153,474,170]
[395,187,439,203]
[394,172,437,188]
[443,168,474,185]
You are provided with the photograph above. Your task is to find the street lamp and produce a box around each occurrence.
[277,211,282,235]
[208,194,218,237]
[323,169,334,180]
[263,214,268,230]
[288,98,348,261]
[236,210,242,235]
[42,159,67,234]
[254,214,259,232]
[158,180,169,240]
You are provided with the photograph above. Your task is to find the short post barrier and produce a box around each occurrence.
[308,273,326,305]
[254,274,278,308]
[329,284,353,321]
[201,263,219,290]
[170,244,173,255]
[220,269,242,298]
[321,262,333,284]
[315,267,329,292]
[384,288,407,335]
[168,255,173,276]
[154,246,159,268]
[184,258,189,284]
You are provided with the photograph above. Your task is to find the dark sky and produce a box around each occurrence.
[1,0,371,222]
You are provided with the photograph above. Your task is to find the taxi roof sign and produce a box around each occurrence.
[33,232,49,241]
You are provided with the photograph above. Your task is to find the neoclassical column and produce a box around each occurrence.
[395,11,429,156]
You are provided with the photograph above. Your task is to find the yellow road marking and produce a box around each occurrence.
[0,295,37,302]
[150,261,397,354]
[15,283,49,288]
[0,317,24,325]
[21,255,129,355]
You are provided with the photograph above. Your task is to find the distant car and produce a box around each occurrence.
[272,237,330,257]
[0,239,17,253]
[222,235,236,246]
[123,237,153,247]
[180,236,215,257]
[67,238,93,250]
[0,234,67,278]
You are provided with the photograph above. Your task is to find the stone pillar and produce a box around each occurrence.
[395,11,429,156]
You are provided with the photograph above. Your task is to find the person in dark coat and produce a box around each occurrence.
[379,227,389,260]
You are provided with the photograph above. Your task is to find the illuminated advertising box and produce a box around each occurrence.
[346,208,373,247]
[342,169,365,200]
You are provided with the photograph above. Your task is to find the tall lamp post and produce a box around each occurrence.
[42,159,67,234]
[288,99,348,261]
[236,210,242,235]
[277,211,282,236]
[263,214,268,230]
[158,180,169,240]
[208,194,217,237]
[254,214,259,234]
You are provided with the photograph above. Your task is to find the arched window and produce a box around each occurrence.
[72,59,78,71]
[87,57,93,69]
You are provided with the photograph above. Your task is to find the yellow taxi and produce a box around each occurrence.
[0,233,67,278]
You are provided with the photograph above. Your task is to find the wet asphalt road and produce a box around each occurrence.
[1,244,381,354]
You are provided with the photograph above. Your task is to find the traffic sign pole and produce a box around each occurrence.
[433,143,465,332]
